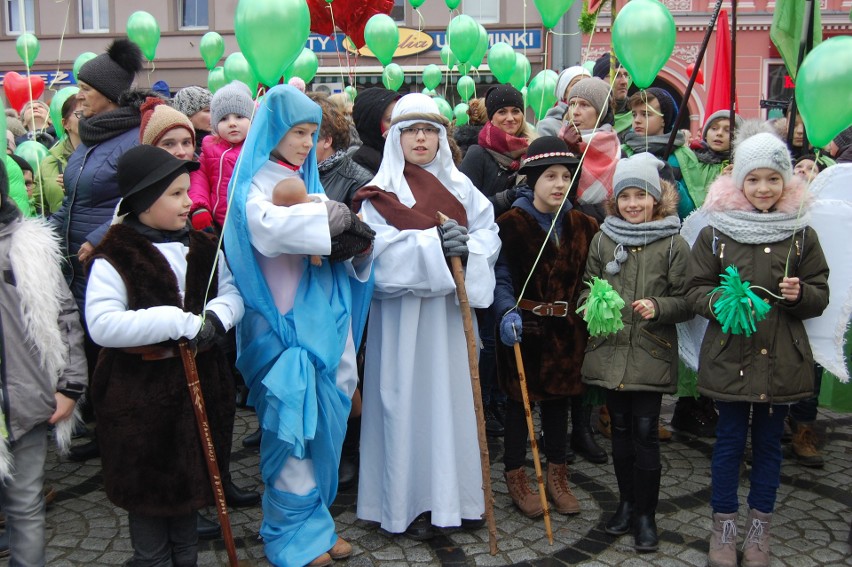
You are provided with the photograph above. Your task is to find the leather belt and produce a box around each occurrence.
[518,299,570,317]
[121,343,211,361]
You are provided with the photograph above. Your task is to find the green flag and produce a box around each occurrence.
[770,0,822,80]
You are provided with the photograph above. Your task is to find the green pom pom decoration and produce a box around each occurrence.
[577,276,625,337]
[710,265,771,337]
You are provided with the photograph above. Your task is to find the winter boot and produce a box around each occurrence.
[632,467,660,551]
[597,406,612,439]
[504,468,544,518]
[791,422,824,468]
[570,402,608,464]
[671,396,716,438]
[707,512,738,567]
[545,462,580,515]
[742,508,772,567]
[605,456,635,535]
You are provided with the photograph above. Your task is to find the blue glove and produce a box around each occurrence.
[499,311,523,346]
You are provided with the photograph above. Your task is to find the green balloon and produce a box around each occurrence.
[440,45,458,70]
[284,48,319,83]
[364,14,399,67]
[457,62,473,76]
[224,53,256,91]
[208,66,227,94]
[509,53,531,90]
[445,0,461,9]
[457,76,476,101]
[533,0,577,29]
[423,64,442,90]
[488,42,516,84]
[433,97,453,121]
[127,11,160,62]
[528,70,559,120]
[447,15,479,64]
[454,103,470,125]
[345,86,357,101]
[612,0,675,89]
[409,0,426,7]
[14,140,49,171]
[200,32,225,71]
[795,36,852,147]
[422,88,438,97]
[583,60,596,73]
[235,0,311,87]
[49,86,78,138]
[16,33,39,68]
[73,52,97,82]
[470,25,490,69]
[382,63,404,91]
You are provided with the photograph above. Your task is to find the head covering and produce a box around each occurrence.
[77,39,143,102]
[519,136,579,189]
[117,145,200,216]
[368,93,474,208]
[210,82,255,127]
[834,124,852,153]
[139,97,195,147]
[644,87,677,133]
[613,152,664,201]
[566,78,611,118]
[352,87,401,151]
[287,77,307,93]
[172,86,212,119]
[732,132,793,189]
[702,109,743,140]
[152,80,170,99]
[556,66,591,102]
[485,85,525,120]
[592,53,621,79]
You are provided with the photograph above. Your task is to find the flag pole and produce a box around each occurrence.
[663,0,725,160]
[785,0,815,148]
[729,0,737,140]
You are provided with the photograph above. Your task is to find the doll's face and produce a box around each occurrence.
[705,118,731,152]
[400,122,439,166]
[274,123,318,167]
[138,174,192,231]
[617,187,656,224]
[742,168,784,212]
[532,164,571,214]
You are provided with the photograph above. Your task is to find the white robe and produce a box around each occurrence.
[356,182,501,533]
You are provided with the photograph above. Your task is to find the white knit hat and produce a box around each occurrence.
[613,152,664,201]
[732,132,792,189]
[555,66,591,102]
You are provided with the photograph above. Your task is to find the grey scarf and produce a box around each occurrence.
[78,106,141,146]
[709,209,810,244]
[600,215,681,274]
[317,149,348,174]
[623,130,686,156]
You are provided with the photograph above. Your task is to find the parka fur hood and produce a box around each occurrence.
[604,178,680,221]
[701,173,811,214]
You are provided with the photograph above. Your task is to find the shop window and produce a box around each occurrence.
[6,0,34,34]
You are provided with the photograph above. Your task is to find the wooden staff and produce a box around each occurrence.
[179,340,251,567]
[437,212,498,555]
[512,336,553,545]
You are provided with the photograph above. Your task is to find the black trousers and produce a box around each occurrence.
[503,397,569,471]
[606,390,662,471]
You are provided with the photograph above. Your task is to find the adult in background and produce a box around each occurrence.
[452,97,488,159]
[351,87,400,175]
[33,96,83,216]
[15,100,56,149]
[536,66,592,137]
[172,86,213,157]
[592,53,633,137]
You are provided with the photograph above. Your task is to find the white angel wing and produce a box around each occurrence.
[677,209,711,371]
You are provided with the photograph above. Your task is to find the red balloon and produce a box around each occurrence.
[686,62,704,85]
[3,71,45,112]
[306,0,394,49]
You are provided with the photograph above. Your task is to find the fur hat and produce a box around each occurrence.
[139,97,195,147]
[210,82,254,127]
[484,85,524,120]
[519,136,580,189]
[172,86,212,119]
[613,152,664,201]
[732,129,792,189]
[702,109,743,140]
[77,39,143,102]
[556,66,591,102]
[566,78,611,118]
[117,145,199,216]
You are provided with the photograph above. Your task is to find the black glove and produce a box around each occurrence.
[325,200,353,237]
[329,212,376,263]
[438,219,469,260]
[189,311,226,351]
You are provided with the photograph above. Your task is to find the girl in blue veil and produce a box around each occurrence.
[223,85,373,567]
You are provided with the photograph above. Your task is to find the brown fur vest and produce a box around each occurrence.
[496,208,599,401]
[90,224,235,517]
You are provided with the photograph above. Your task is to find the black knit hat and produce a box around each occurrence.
[592,53,621,79]
[352,87,401,151]
[117,145,199,216]
[519,136,580,188]
[78,39,143,103]
[645,87,678,133]
[485,85,525,120]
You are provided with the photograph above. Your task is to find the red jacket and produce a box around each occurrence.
[189,135,243,227]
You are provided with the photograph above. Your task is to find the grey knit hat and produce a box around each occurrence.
[732,132,792,189]
[702,109,743,140]
[210,82,254,127]
[172,86,212,119]
[613,152,664,201]
[77,39,143,103]
[566,78,611,117]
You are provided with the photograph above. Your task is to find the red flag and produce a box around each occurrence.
[588,0,605,13]
[705,9,738,120]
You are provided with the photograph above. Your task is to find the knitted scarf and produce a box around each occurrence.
[693,141,731,165]
[708,209,810,244]
[600,214,681,274]
[477,121,529,171]
[78,106,141,146]
[317,149,348,174]
[623,130,686,156]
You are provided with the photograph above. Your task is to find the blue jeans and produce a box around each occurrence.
[0,423,47,567]
[711,402,788,514]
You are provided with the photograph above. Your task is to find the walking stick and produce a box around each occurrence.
[437,212,498,555]
[511,333,553,545]
[178,340,251,567]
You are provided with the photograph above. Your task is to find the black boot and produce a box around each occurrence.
[197,511,221,540]
[570,400,607,464]
[633,467,661,552]
[68,437,100,462]
[242,427,262,448]
[605,455,635,535]
[223,477,260,507]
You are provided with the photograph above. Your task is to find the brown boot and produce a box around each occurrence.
[658,419,672,442]
[504,468,543,518]
[545,462,580,515]
[328,536,352,560]
[707,512,737,567]
[307,552,333,567]
[742,508,771,567]
[791,423,824,468]
[597,406,612,439]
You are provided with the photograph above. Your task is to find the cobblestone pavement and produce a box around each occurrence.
[9,397,852,566]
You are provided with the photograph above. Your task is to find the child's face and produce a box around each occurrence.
[400,122,440,166]
[156,127,195,161]
[138,173,193,231]
[705,118,731,152]
[567,97,598,131]
[216,113,251,145]
[631,98,665,137]
[275,123,318,167]
[794,159,817,182]
[617,187,656,224]
[532,164,571,214]
[743,168,784,212]
[792,114,804,148]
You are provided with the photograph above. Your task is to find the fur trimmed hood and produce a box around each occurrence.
[604,178,679,221]
[702,173,811,214]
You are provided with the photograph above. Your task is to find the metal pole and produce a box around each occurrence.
[729,0,737,140]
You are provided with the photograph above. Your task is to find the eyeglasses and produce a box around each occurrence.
[400,126,440,137]
[73,110,85,119]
